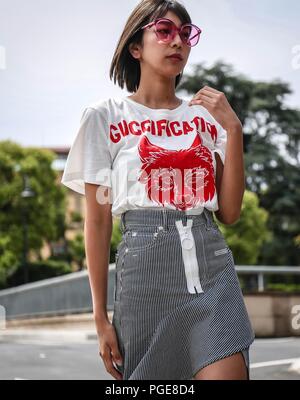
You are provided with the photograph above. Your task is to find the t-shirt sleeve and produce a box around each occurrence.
[61,107,112,195]
[213,123,227,165]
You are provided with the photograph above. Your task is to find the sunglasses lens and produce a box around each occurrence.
[155,20,201,46]
[182,25,201,47]
[155,20,174,41]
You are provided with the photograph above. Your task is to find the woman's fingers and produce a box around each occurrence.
[199,87,218,99]
[202,86,221,94]
[100,344,123,380]
[189,93,216,108]
[111,342,124,378]
[190,85,222,103]
[98,324,124,380]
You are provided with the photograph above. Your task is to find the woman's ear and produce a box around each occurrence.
[128,42,141,60]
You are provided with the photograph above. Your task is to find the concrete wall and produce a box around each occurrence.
[245,293,300,337]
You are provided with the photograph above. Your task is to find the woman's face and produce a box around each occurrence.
[130,11,191,80]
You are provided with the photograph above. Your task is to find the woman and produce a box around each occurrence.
[61,0,255,380]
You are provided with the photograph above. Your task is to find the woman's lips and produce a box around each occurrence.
[166,55,183,62]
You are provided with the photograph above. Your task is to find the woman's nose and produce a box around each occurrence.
[171,31,184,47]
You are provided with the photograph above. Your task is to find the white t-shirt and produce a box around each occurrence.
[61,96,227,218]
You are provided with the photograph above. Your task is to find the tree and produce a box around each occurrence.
[178,60,300,265]
[68,233,86,271]
[0,140,67,286]
[218,191,271,265]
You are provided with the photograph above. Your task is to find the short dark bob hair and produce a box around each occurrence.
[109,0,192,93]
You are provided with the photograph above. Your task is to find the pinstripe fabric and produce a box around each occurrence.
[112,208,255,380]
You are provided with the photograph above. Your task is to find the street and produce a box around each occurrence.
[0,337,299,380]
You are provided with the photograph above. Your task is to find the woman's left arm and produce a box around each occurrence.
[189,86,245,225]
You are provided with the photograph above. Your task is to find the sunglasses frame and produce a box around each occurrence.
[140,17,202,47]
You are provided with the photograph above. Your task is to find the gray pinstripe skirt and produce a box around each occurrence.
[112,208,255,380]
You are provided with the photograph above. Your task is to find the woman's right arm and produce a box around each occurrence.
[84,182,112,330]
[84,182,123,380]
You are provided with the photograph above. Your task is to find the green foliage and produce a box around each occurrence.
[110,218,122,263]
[266,283,300,293]
[0,235,19,287]
[178,60,300,266]
[70,211,83,224]
[5,259,72,288]
[67,233,85,270]
[0,140,67,286]
[216,191,272,265]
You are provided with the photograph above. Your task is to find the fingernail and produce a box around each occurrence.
[116,360,123,366]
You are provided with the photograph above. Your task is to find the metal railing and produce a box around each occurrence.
[236,266,300,292]
[0,265,299,319]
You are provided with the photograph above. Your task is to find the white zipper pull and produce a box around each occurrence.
[175,219,204,294]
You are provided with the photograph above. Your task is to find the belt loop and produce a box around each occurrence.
[162,208,168,231]
[203,208,212,229]
[120,212,126,232]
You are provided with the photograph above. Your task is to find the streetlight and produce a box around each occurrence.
[20,174,35,284]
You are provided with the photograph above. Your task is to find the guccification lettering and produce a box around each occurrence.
[109,116,217,144]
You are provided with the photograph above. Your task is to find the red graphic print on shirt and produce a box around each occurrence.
[138,131,215,211]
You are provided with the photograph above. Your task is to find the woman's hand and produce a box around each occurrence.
[189,85,242,133]
[97,321,124,380]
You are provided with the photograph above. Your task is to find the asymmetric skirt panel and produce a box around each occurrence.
[112,208,255,380]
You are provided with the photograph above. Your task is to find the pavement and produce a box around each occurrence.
[0,312,114,343]
[1,313,300,380]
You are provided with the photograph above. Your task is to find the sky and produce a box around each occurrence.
[0,0,299,148]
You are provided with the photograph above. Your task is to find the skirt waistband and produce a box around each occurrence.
[120,207,215,231]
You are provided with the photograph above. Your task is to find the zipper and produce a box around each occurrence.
[175,218,204,294]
